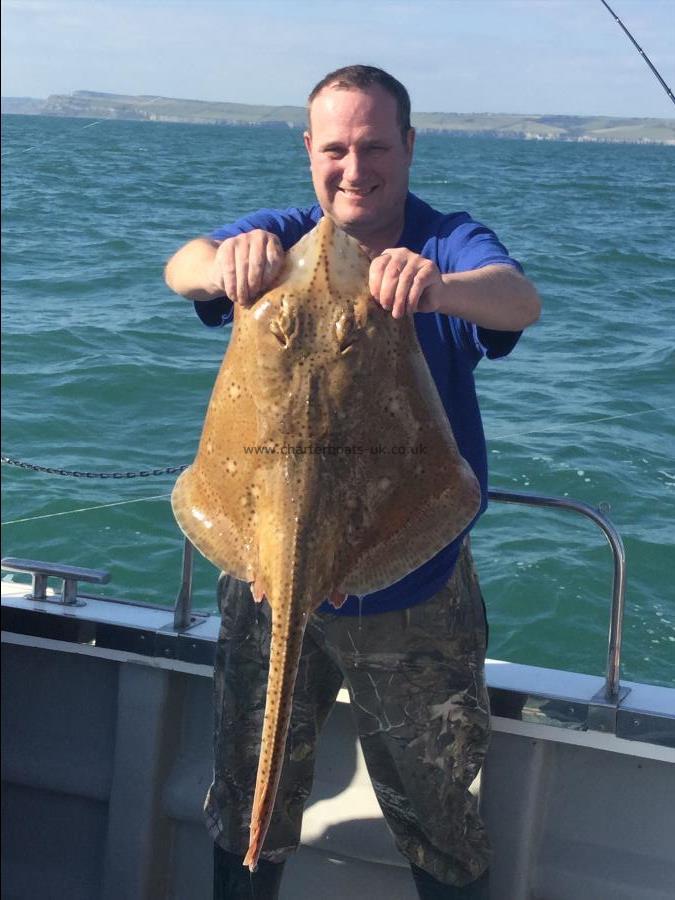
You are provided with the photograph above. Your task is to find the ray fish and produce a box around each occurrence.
[171,215,481,871]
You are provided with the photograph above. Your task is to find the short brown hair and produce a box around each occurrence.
[307,64,412,141]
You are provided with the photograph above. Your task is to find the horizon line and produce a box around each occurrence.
[2,89,675,124]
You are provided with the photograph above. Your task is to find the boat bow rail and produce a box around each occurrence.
[2,489,673,749]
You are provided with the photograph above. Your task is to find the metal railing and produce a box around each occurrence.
[486,490,626,703]
[172,488,627,703]
[1,487,626,705]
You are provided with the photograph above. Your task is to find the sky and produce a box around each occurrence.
[2,0,674,119]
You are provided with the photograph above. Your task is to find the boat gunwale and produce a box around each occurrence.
[3,585,673,755]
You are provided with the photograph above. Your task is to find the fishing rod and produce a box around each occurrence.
[599,0,675,107]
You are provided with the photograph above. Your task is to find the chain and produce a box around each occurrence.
[1,454,188,479]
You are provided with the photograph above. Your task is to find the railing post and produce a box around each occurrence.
[173,538,194,631]
[596,512,627,702]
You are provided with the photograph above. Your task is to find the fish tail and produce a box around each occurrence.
[243,601,307,872]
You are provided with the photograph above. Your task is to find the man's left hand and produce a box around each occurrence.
[368,249,442,319]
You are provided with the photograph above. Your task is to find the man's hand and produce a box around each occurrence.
[368,248,443,319]
[164,229,284,303]
[368,250,541,330]
[210,230,285,306]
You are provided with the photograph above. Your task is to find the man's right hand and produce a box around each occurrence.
[164,229,284,304]
[210,230,285,306]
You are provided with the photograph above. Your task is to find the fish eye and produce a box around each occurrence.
[269,320,290,347]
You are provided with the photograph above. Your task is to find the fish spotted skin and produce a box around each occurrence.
[172,215,480,870]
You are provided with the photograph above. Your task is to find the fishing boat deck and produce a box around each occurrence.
[2,575,673,900]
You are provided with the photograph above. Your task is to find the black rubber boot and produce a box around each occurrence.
[410,864,490,900]
[213,844,285,900]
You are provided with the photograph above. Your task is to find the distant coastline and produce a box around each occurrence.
[2,90,674,145]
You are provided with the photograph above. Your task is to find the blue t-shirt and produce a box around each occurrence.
[194,192,523,615]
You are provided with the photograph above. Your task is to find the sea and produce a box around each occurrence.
[1,114,673,689]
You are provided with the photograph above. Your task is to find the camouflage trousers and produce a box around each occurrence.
[204,541,491,887]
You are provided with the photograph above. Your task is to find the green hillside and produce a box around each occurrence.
[3,90,674,144]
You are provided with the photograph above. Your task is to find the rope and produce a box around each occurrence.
[1,493,171,526]
[2,405,671,526]
[491,404,674,442]
[2,96,171,158]
[0,454,185,526]
[0,120,103,158]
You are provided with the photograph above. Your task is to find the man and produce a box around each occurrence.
[165,65,540,900]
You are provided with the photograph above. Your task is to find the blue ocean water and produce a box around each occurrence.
[1,114,674,687]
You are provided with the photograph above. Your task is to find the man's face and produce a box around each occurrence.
[304,85,415,253]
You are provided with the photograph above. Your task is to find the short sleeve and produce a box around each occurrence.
[193,204,322,328]
[193,297,234,328]
[435,214,524,360]
[443,219,524,276]
[208,206,322,251]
